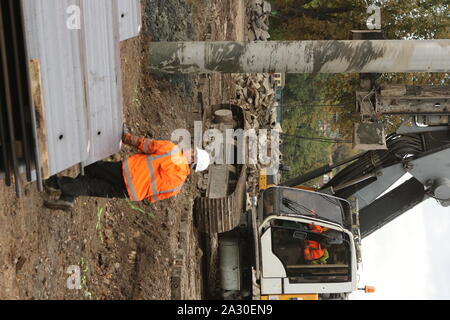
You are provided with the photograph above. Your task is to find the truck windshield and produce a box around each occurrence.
[270,220,352,284]
[279,188,346,226]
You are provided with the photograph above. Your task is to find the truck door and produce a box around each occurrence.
[260,227,286,294]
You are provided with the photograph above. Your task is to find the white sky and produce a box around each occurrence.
[350,176,450,300]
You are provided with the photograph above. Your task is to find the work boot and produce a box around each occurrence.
[44,195,75,211]
[44,175,61,193]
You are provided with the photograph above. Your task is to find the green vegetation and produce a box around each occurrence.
[281,74,354,185]
[268,0,450,41]
[96,207,105,243]
[125,198,154,218]
[80,257,93,299]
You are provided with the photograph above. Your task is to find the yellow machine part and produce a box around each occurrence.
[259,169,317,192]
[261,294,319,300]
[259,169,277,191]
[259,171,268,190]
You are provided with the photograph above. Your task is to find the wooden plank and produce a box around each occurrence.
[29,59,50,179]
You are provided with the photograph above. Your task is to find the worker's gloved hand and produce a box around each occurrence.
[122,124,141,147]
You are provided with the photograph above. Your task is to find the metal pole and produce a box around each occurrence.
[281,152,364,187]
[282,133,352,143]
[149,40,450,74]
[377,85,450,115]
[359,177,427,238]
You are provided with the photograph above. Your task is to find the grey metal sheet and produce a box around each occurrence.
[82,0,123,166]
[117,0,142,41]
[354,163,406,209]
[22,0,89,176]
[410,149,450,185]
[22,0,125,176]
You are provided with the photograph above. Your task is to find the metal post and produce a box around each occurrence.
[149,40,450,74]
[377,85,450,115]
[360,177,426,238]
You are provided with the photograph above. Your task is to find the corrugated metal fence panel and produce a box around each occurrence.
[82,0,123,166]
[21,0,89,176]
[117,0,142,41]
[21,0,126,176]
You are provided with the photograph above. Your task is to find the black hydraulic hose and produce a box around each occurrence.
[322,133,425,192]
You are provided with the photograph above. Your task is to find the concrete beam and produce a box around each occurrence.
[149,40,450,74]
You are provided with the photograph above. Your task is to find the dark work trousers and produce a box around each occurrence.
[57,161,128,202]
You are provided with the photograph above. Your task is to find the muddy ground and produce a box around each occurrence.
[0,0,245,300]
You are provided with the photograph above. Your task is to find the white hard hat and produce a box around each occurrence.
[194,148,211,172]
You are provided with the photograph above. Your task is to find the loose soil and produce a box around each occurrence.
[0,0,245,300]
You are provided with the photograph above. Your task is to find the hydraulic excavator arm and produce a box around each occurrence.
[282,122,450,238]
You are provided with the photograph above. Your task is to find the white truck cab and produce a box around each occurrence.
[259,216,358,299]
[218,186,362,300]
[257,187,360,300]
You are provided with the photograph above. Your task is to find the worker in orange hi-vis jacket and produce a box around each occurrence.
[43,127,211,211]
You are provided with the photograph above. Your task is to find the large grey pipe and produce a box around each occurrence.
[149,40,450,74]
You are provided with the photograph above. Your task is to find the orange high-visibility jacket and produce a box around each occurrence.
[303,224,325,261]
[309,225,324,233]
[304,240,325,261]
[122,134,190,203]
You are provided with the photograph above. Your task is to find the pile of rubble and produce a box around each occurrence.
[246,0,272,41]
[232,73,280,131]
[231,73,282,191]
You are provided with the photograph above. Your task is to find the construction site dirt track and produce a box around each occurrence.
[0,0,245,300]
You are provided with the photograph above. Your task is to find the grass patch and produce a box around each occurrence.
[125,198,154,218]
[80,257,93,299]
[96,207,104,243]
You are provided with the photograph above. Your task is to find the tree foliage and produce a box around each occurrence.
[269,0,450,40]
[281,74,342,184]
[273,0,450,184]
